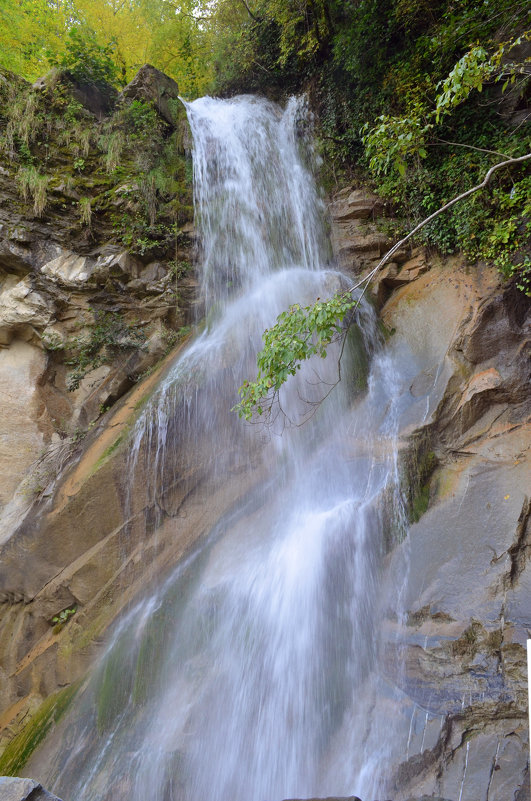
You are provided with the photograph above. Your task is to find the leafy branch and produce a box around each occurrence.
[234,152,531,422]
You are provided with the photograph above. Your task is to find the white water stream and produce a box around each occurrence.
[41,95,413,801]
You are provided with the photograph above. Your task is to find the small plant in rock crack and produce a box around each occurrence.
[51,606,77,633]
[51,606,77,625]
[66,309,147,391]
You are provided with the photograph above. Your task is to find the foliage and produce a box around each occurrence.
[362,105,431,177]
[47,25,120,87]
[79,196,92,226]
[0,70,193,248]
[0,0,70,80]
[16,166,49,216]
[0,0,212,95]
[234,292,359,420]
[65,310,147,391]
[51,606,77,626]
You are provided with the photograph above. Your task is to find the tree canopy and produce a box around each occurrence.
[0,0,213,96]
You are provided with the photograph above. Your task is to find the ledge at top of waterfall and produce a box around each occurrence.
[182,94,329,313]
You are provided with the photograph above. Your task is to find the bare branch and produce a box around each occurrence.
[238,0,261,23]
[347,152,531,297]
[431,138,510,159]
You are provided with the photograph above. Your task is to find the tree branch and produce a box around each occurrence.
[431,138,510,159]
[238,0,261,23]
[348,152,531,296]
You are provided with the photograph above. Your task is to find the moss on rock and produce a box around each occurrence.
[0,683,80,776]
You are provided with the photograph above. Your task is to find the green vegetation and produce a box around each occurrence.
[65,310,147,391]
[0,684,80,776]
[235,294,360,419]
[96,635,135,733]
[16,165,49,216]
[51,606,77,626]
[51,606,78,634]
[402,437,438,524]
[47,25,121,87]
[0,0,212,96]
[0,66,194,260]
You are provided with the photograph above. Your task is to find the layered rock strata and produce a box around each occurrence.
[330,187,530,801]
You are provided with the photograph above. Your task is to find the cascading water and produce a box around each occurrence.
[36,95,411,801]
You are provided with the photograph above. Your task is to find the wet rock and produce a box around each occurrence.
[282,797,363,801]
[120,64,181,127]
[373,257,530,799]
[404,797,454,800]
[0,777,63,801]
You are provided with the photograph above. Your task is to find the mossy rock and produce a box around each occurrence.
[400,428,438,525]
[0,683,80,776]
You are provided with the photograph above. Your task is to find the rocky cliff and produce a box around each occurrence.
[330,188,530,800]
[0,65,202,764]
[0,63,196,523]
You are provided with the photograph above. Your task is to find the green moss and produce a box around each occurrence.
[401,430,438,525]
[377,319,395,340]
[486,628,503,655]
[345,323,370,395]
[0,683,80,776]
[93,431,127,472]
[133,389,155,413]
[411,484,430,522]
[132,609,167,707]
[451,620,483,659]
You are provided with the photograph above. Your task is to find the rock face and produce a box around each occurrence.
[0,64,196,530]
[0,777,63,801]
[328,186,430,303]
[328,189,530,801]
[120,64,181,126]
[0,65,202,770]
[380,270,531,801]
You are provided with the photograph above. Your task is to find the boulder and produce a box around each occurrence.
[0,777,63,801]
[41,252,94,287]
[33,68,117,119]
[0,275,53,345]
[120,64,181,127]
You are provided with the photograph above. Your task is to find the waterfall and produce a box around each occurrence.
[38,95,409,801]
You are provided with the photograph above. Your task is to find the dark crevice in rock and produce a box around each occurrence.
[507,496,531,587]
